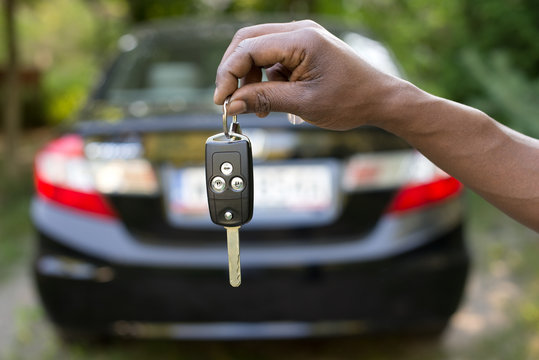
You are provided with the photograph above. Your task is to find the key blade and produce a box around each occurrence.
[225,226,241,287]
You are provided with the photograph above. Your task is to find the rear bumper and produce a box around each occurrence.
[31,196,463,267]
[34,225,468,339]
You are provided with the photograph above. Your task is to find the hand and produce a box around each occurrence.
[214,20,406,131]
[215,21,539,232]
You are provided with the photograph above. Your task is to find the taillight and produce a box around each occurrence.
[34,134,117,219]
[342,150,463,214]
[386,176,463,214]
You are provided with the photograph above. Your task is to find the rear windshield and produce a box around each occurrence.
[85,23,400,120]
[92,29,231,116]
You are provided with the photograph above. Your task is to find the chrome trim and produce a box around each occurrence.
[111,320,367,339]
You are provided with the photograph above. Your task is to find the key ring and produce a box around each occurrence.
[223,97,238,138]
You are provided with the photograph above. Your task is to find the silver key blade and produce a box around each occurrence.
[225,226,241,287]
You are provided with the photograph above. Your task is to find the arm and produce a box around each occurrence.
[214,20,539,232]
[383,85,539,231]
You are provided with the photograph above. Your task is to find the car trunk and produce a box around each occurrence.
[77,114,411,244]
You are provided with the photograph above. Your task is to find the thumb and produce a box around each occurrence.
[227,81,304,117]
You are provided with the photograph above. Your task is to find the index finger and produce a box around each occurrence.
[214,20,323,104]
[214,28,317,106]
[219,20,322,67]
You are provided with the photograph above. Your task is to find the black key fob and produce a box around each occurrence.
[205,132,253,227]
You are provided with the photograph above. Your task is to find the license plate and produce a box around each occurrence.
[163,160,341,228]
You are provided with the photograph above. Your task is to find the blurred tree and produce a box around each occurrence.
[3,0,129,125]
[123,0,319,22]
[456,1,539,136]
[1,0,536,137]
[125,0,196,22]
[2,0,21,176]
[462,1,539,79]
[461,50,539,137]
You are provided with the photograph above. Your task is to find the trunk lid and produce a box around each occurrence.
[78,113,411,243]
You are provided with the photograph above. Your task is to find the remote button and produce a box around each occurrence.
[224,211,233,220]
[221,162,233,175]
[211,176,226,193]
[230,177,245,191]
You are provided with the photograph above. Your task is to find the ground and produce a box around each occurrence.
[0,129,538,359]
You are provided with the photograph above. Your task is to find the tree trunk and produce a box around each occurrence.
[3,0,21,177]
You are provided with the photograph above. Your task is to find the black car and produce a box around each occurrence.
[32,19,469,340]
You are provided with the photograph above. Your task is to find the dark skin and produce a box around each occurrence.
[214,20,539,232]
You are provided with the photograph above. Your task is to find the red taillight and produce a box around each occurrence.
[34,135,117,219]
[386,176,463,214]
[342,150,463,214]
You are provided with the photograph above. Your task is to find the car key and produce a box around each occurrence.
[205,99,253,287]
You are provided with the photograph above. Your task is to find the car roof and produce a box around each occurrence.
[120,16,402,78]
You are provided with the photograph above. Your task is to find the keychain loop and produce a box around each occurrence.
[223,97,238,138]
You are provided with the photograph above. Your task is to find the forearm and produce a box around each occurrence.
[377,81,539,231]
[214,20,539,231]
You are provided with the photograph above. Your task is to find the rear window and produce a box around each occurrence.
[85,23,401,120]
[93,31,230,116]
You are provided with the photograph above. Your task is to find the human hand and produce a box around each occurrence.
[214,20,407,131]
[217,22,539,232]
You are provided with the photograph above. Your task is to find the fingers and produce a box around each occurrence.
[214,27,321,106]
[241,64,290,118]
[215,20,323,105]
[240,63,291,88]
[239,66,262,88]
[218,20,322,71]
[251,64,290,117]
[265,63,292,82]
[229,80,304,117]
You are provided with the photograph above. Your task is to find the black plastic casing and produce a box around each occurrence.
[205,132,253,227]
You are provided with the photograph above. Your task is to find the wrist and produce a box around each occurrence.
[367,78,432,136]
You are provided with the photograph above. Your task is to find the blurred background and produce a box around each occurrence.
[0,0,538,359]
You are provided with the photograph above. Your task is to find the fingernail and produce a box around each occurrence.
[228,100,247,115]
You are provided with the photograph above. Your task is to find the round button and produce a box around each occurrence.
[211,176,226,193]
[224,211,233,220]
[230,176,245,191]
[220,162,233,176]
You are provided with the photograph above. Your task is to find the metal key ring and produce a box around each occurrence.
[223,97,238,138]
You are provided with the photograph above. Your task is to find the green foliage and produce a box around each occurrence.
[461,1,539,79]
[126,0,198,22]
[452,1,539,136]
[3,0,539,135]
[330,1,472,101]
[0,160,33,280]
[461,49,539,137]
[0,0,128,125]
[314,0,539,137]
